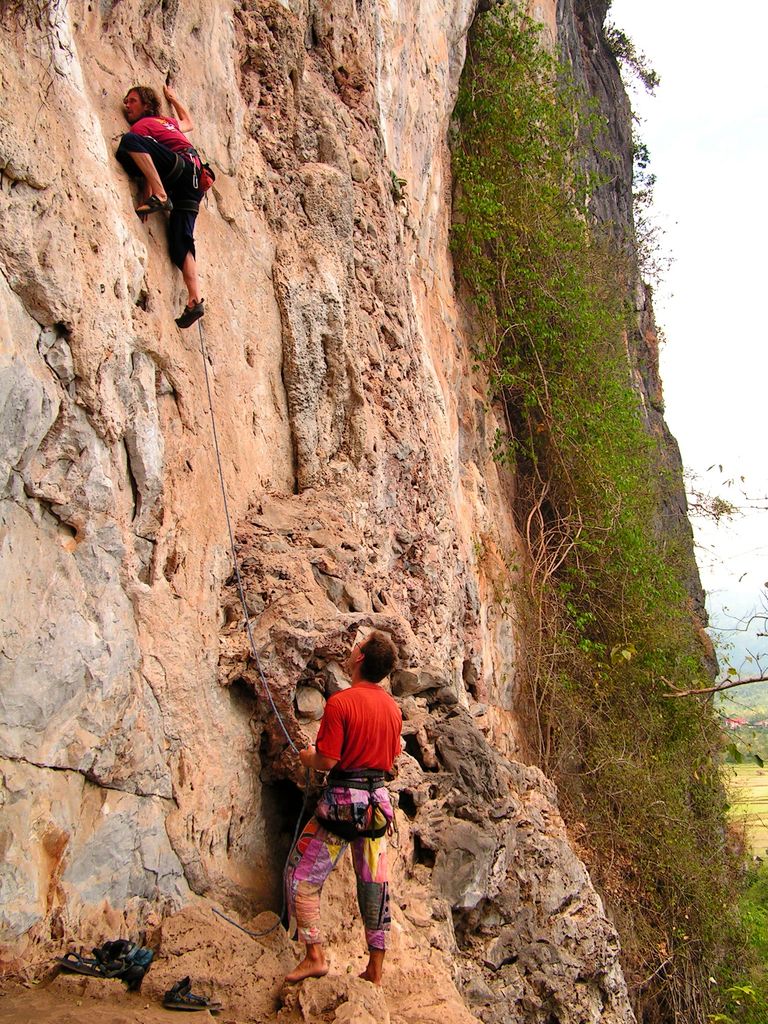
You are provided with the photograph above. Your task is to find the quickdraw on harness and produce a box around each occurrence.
[164,148,216,216]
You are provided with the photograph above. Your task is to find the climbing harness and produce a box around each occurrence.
[166,148,215,205]
[177,146,215,193]
[316,769,392,840]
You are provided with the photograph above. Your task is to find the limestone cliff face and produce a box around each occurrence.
[0,2,649,1021]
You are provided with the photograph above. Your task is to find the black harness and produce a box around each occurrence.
[165,151,202,214]
[327,768,389,786]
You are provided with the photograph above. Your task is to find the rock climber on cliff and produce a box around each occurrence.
[115,83,205,329]
[284,630,402,986]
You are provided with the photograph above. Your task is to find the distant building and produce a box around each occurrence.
[724,716,749,730]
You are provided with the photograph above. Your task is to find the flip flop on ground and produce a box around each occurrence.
[163,976,223,1013]
[54,951,124,979]
[55,941,154,990]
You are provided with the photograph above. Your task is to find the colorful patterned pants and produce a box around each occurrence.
[285,816,391,950]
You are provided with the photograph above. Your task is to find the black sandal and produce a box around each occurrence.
[54,950,124,978]
[55,940,154,990]
[163,976,223,1012]
[93,940,154,990]
[136,194,173,215]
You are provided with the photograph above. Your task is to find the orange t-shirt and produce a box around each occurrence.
[316,683,402,771]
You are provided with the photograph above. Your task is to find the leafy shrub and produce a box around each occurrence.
[605,23,661,95]
[451,5,747,1021]
[713,862,768,1023]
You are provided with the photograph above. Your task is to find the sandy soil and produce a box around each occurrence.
[0,905,294,1024]
[0,885,480,1024]
[0,981,223,1024]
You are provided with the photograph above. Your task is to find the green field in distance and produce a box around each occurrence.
[727,762,768,856]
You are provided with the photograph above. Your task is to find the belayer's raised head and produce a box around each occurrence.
[346,630,398,684]
[123,85,160,124]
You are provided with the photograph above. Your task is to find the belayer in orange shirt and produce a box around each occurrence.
[284,630,403,986]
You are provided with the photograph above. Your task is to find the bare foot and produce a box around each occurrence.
[285,956,329,984]
[358,968,382,986]
[359,949,384,985]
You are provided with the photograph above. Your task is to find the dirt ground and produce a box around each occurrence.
[0,895,477,1024]
[0,981,223,1024]
[0,904,294,1024]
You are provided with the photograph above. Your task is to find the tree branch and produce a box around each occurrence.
[662,674,768,698]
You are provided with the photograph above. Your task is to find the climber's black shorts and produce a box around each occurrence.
[116,132,203,269]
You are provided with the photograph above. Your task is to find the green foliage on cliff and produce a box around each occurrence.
[605,23,661,94]
[706,861,768,1024]
[451,5,748,1021]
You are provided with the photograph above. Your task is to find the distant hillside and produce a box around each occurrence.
[709,583,768,721]
[718,681,768,723]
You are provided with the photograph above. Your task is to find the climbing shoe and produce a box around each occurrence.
[175,299,205,329]
[136,194,173,215]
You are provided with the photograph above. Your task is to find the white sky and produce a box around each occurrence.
[608,0,768,675]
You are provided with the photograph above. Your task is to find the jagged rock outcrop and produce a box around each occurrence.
[0,1,671,1020]
[216,493,635,1020]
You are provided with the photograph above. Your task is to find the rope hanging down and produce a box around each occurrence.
[197,318,312,938]
[212,906,282,939]
[211,763,310,940]
[196,319,298,754]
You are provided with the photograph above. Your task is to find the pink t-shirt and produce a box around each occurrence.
[130,116,193,154]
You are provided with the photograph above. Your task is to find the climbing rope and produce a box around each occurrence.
[212,906,280,939]
[211,768,312,939]
[212,767,311,939]
[196,317,315,938]
[196,319,298,754]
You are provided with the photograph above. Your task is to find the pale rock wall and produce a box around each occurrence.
[1,1,636,1021]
